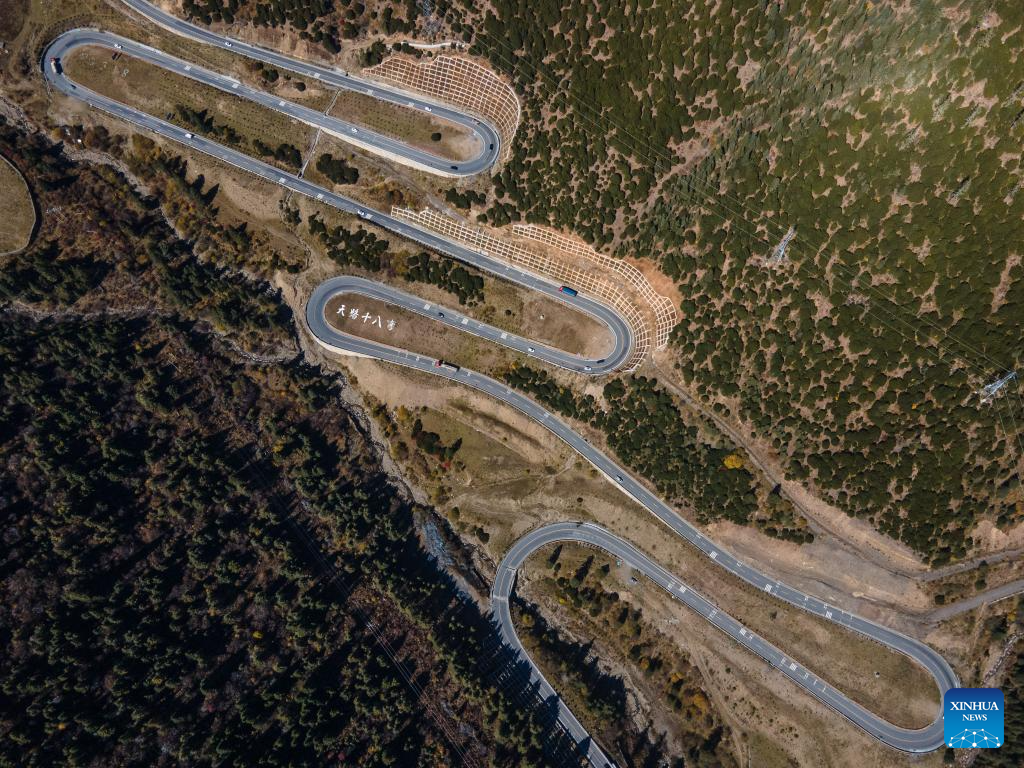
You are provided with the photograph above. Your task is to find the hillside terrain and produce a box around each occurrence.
[460,0,1024,562]
[1,0,1023,765]
[0,119,609,768]
[0,155,35,253]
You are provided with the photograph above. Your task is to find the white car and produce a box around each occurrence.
[527,346,535,353]
[225,41,232,47]
[184,132,193,139]
[584,366,592,372]
[113,43,123,50]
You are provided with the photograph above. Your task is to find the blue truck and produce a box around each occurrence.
[559,285,578,297]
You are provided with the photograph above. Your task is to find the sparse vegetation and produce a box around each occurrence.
[253,138,302,169]
[308,213,388,270]
[518,545,736,767]
[977,626,1023,768]
[316,151,360,185]
[504,365,774,529]
[400,250,484,305]
[412,416,463,462]
[176,104,242,145]
[445,187,487,210]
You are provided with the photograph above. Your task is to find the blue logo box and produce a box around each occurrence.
[944,688,1004,748]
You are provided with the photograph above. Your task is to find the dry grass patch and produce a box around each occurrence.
[0,156,35,254]
[324,291,521,375]
[64,46,314,165]
[469,278,613,359]
[329,88,481,161]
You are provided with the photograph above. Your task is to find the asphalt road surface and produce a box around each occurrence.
[43,11,958,762]
[308,276,625,374]
[119,0,503,176]
[494,523,961,766]
[307,292,957,757]
[46,28,497,178]
[44,33,633,373]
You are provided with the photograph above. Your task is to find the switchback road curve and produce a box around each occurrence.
[42,13,957,764]
[43,33,633,372]
[493,524,961,765]
[70,5,501,177]
[307,288,957,760]
[307,276,626,374]
[119,0,503,175]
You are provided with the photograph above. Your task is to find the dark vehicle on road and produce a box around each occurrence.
[559,285,578,297]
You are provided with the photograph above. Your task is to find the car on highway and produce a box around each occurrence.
[527,346,535,353]
[584,366,592,371]
[450,165,458,170]
[437,311,445,318]
[184,132,193,139]
[615,475,624,482]
[356,209,372,220]
[49,57,62,74]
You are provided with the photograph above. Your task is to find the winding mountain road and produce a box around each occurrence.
[308,276,626,374]
[69,4,501,177]
[42,4,959,764]
[308,282,958,760]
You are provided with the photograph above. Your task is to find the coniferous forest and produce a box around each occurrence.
[0,118,600,767]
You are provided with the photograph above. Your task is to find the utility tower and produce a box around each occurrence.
[979,371,1017,404]
[767,225,796,265]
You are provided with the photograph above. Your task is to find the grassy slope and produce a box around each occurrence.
[0,155,35,253]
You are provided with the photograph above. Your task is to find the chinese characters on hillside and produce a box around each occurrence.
[336,304,397,331]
